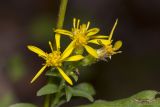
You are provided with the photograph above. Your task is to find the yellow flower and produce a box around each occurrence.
[55,18,109,58]
[97,19,122,60]
[27,41,84,85]
[97,41,122,60]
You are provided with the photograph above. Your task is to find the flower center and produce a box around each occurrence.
[104,45,115,55]
[73,24,88,47]
[46,51,62,67]
[97,44,116,59]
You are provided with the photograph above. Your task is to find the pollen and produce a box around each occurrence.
[46,51,62,67]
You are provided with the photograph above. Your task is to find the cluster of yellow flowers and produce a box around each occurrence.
[27,18,122,85]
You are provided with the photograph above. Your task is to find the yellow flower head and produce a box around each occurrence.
[97,41,122,60]
[97,19,122,60]
[55,18,109,58]
[27,41,84,85]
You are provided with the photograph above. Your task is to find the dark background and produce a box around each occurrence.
[1,0,160,107]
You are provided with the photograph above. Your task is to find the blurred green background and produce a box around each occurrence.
[1,0,160,107]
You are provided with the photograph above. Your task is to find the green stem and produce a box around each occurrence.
[44,0,68,106]
[44,95,50,107]
[56,0,68,29]
[51,80,65,107]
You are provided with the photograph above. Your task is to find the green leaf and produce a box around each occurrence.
[64,84,94,102]
[65,86,73,102]
[37,83,58,96]
[9,103,37,107]
[70,71,78,82]
[45,68,59,77]
[74,83,95,95]
[57,100,66,107]
[78,90,160,107]
[72,89,94,102]
[131,90,158,100]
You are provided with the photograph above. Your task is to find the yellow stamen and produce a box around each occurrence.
[46,51,62,67]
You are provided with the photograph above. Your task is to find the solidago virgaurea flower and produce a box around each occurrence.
[55,18,109,58]
[97,19,122,60]
[27,41,84,85]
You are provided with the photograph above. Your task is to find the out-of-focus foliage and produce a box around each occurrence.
[9,103,37,107]
[0,93,15,107]
[30,16,56,43]
[78,90,160,107]
[7,54,26,82]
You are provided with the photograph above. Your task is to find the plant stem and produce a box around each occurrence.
[53,0,68,105]
[44,95,50,107]
[57,0,68,29]
[51,80,65,107]
[43,0,68,106]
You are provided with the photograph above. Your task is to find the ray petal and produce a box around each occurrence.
[73,18,76,28]
[113,40,122,51]
[30,65,47,83]
[57,67,73,85]
[55,34,61,50]
[87,28,100,36]
[65,55,84,61]
[84,45,98,58]
[109,19,118,41]
[90,35,109,39]
[27,45,47,58]
[55,29,73,38]
[60,41,75,60]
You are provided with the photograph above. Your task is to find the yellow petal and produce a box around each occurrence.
[90,35,109,39]
[87,28,100,36]
[30,65,47,83]
[109,19,118,41]
[88,39,111,45]
[113,40,122,51]
[83,45,98,58]
[60,41,75,60]
[55,29,73,38]
[65,55,84,61]
[55,34,61,50]
[27,45,47,58]
[57,67,73,85]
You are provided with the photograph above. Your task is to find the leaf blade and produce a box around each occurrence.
[37,83,58,96]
